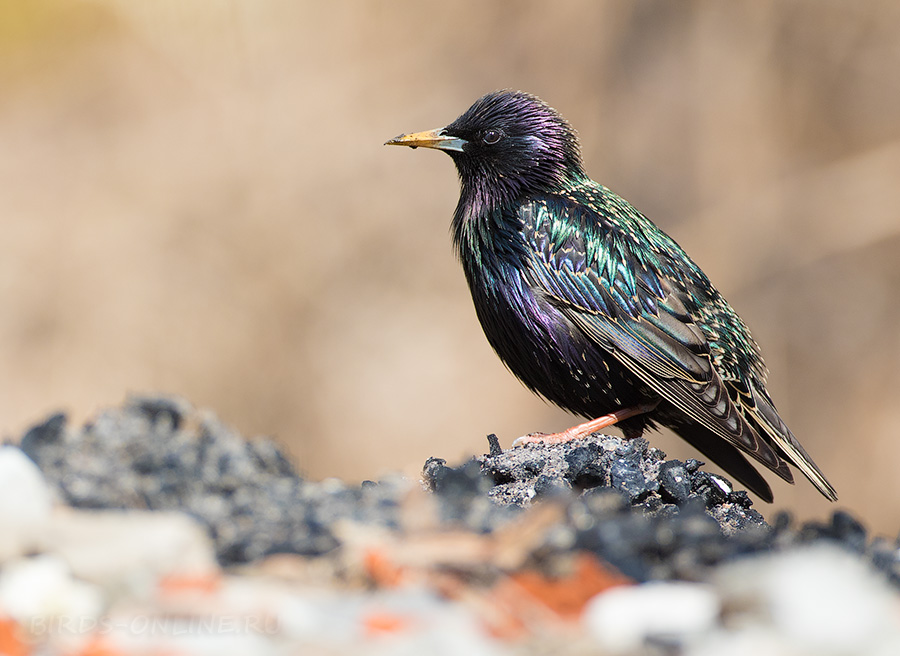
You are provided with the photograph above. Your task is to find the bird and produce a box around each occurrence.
[385,90,836,503]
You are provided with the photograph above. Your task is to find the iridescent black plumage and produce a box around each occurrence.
[387,90,836,502]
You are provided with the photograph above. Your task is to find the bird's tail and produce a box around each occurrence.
[749,387,838,501]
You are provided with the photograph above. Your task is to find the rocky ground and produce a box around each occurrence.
[0,395,898,655]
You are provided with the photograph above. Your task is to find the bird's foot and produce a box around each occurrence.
[513,430,576,446]
[512,400,661,447]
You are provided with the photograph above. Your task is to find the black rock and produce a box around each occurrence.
[17,396,889,591]
[799,511,868,554]
[691,471,732,507]
[658,460,691,504]
[565,444,606,489]
[133,396,184,431]
[422,457,449,492]
[486,433,502,456]
[609,457,659,502]
[20,396,406,565]
[534,474,572,499]
[20,412,67,465]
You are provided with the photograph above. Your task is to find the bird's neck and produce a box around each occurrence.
[450,192,535,289]
[456,174,514,220]
[451,194,495,266]
[450,172,590,263]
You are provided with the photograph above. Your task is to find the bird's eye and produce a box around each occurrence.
[482,129,502,145]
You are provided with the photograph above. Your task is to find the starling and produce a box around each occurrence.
[386,90,836,502]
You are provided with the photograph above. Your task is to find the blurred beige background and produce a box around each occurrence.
[1,0,898,533]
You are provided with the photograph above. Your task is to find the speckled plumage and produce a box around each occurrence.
[387,90,836,502]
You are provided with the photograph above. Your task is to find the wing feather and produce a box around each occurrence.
[520,194,794,482]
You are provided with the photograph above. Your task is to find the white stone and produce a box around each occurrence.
[584,581,721,654]
[711,543,900,655]
[36,509,218,594]
[687,625,798,656]
[0,447,54,560]
[0,554,104,628]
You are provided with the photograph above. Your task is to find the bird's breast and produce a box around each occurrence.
[459,236,642,418]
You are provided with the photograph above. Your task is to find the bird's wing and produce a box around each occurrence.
[519,194,794,482]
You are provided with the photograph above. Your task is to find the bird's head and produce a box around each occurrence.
[386,90,586,210]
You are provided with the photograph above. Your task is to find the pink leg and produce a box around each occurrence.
[512,399,661,447]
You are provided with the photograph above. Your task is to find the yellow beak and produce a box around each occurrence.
[385,129,466,152]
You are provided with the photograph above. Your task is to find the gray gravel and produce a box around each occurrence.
[16,395,899,586]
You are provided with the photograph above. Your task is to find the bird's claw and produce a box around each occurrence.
[512,431,577,447]
[512,432,549,447]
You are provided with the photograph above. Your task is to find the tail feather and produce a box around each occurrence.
[747,386,838,501]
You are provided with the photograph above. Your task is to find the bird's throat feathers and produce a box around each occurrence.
[451,199,510,276]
